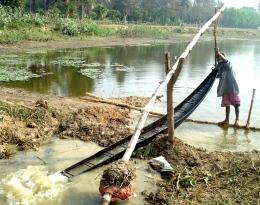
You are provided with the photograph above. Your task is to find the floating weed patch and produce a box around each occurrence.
[49,56,136,79]
[111,63,136,72]
[0,66,41,82]
[0,53,49,82]
[0,55,28,66]
[78,67,103,79]
[50,58,87,68]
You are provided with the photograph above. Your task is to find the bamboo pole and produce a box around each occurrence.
[165,52,175,142]
[100,5,226,204]
[246,89,256,128]
[79,97,164,116]
[122,4,225,163]
[214,7,218,67]
[186,118,260,131]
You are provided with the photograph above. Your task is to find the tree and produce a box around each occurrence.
[0,0,25,8]
[92,4,108,20]
[220,7,260,28]
[111,0,138,23]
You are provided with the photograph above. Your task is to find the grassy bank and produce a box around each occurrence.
[1,6,260,45]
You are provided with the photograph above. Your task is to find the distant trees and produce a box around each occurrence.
[220,7,260,29]
[182,0,216,26]
[1,0,260,29]
[0,0,24,8]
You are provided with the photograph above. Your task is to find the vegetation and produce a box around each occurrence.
[0,0,260,44]
[221,7,260,29]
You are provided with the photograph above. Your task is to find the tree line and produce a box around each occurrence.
[1,0,260,29]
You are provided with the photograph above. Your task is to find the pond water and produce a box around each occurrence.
[0,39,260,204]
[0,39,259,127]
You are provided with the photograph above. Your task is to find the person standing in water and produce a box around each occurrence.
[215,48,240,127]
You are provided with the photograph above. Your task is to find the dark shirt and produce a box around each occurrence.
[216,60,239,97]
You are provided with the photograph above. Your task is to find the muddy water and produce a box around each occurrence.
[0,138,160,205]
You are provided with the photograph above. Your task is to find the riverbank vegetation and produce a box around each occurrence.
[1,1,260,44]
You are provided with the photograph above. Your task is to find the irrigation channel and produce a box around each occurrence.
[0,39,260,204]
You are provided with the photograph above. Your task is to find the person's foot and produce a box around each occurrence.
[218,120,229,126]
[234,120,240,127]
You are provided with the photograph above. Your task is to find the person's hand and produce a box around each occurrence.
[215,47,220,55]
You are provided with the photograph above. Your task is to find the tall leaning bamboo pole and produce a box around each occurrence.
[101,5,226,204]
[214,7,218,66]
[122,5,225,163]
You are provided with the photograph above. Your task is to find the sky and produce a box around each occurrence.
[222,0,259,9]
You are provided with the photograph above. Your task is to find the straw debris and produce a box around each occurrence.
[0,99,58,158]
[143,134,260,205]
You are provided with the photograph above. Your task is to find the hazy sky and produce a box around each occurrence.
[222,0,259,9]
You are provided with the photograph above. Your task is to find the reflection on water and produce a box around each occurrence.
[177,122,260,152]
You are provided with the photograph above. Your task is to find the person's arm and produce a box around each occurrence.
[215,48,228,63]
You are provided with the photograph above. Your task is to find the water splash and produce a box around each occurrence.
[0,166,68,205]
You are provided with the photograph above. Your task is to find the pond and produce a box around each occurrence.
[0,40,259,127]
[0,39,260,204]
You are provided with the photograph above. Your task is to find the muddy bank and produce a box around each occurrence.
[0,36,190,54]
[142,135,260,204]
[0,87,148,158]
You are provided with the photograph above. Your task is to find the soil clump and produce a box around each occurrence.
[57,105,131,147]
[101,160,136,187]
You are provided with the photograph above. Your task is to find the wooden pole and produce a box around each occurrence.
[122,4,225,164]
[214,7,218,67]
[186,118,260,131]
[165,52,175,142]
[100,5,226,204]
[80,97,164,116]
[246,89,256,128]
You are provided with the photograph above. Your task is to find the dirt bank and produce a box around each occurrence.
[0,36,190,54]
[142,135,260,205]
[0,87,148,158]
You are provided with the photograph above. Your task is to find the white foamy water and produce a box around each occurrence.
[0,166,68,205]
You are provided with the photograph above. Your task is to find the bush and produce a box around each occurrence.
[55,19,114,36]
[55,18,80,36]
[0,5,47,29]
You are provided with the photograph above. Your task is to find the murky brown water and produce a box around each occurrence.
[0,138,160,205]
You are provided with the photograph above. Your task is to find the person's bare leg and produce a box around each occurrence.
[234,104,240,127]
[219,106,230,125]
